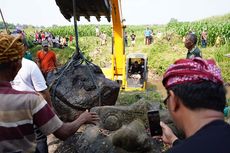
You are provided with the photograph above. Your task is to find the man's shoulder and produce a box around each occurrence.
[166,120,230,153]
[194,47,201,53]
[22,58,39,71]
[48,50,56,54]
[37,50,43,53]
[22,57,36,65]
[195,47,201,51]
[5,89,40,100]
[37,50,43,56]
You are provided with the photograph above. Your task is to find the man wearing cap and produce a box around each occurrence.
[184,33,202,59]
[158,57,230,153]
[0,34,99,152]
[36,41,57,78]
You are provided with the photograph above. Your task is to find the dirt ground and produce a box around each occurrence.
[48,135,60,153]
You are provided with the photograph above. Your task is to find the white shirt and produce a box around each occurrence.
[12,58,47,92]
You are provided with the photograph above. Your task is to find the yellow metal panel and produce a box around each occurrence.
[102,68,113,80]
[123,81,146,91]
[111,0,125,77]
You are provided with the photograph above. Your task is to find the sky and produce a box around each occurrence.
[1,0,230,27]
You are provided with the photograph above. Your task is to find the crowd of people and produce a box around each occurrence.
[34,31,73,49]
[10,28,59,79]
[124,31,137,47]
[0,33,99,152]
[0,23,229,153]
[1,32,230,153]
[183,29,209,48]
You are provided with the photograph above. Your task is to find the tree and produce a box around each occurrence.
[169,18,178,23]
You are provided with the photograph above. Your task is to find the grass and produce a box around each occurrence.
[29,44,75,65]
[27,24,230,104]
[116,89,164,107]
[29,37,230,83]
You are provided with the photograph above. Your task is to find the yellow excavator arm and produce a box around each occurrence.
[56,0,126,87]
[109,0,126,88]
[56,0,146,90]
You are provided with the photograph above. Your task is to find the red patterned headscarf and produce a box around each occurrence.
[162,58,223,89]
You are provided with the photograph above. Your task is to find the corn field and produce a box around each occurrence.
[166,21,230,46]
[46,25,112,37]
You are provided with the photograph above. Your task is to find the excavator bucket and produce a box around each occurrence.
[55,0,111,22]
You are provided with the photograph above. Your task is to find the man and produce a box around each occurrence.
[12,58,49,99]
[144,27,151,45]
[12,57,52,153]
[124,32,128,47]
[129,61,142,80]
[100,31,107,46]
[36,40,57,78]
[95,25,99,37]
[140,59,145,70]
[129,61,141,75]
[130,31,136,47]
[0,34,99,152]
[201,29,208,48]
[159,57,230,153]
[184,33,202,59]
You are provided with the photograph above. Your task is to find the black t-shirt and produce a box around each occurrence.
[166,120,230,153]
[130,34,136,41]
[130,65,141,74]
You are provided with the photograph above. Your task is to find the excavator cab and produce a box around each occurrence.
[125,53,147,91]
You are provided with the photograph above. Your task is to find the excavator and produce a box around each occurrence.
[55,0,148,91]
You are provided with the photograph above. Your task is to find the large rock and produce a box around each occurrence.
[91,100,159,131]
[47,60,120,121]
[91,99,175,131]
[55,121,163,153]
[49,101,183,153]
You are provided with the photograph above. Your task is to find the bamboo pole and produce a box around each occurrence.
[0,8,9,34]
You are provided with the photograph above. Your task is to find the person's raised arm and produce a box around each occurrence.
[53,110,100,140]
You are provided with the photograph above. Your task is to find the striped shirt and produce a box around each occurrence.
[0,81,63,153]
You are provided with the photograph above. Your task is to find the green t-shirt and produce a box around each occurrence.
[24,51,33,61]
[186,47,202,59]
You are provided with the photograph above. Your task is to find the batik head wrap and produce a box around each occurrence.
[162,57,223,89]
[0,33,25,64]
